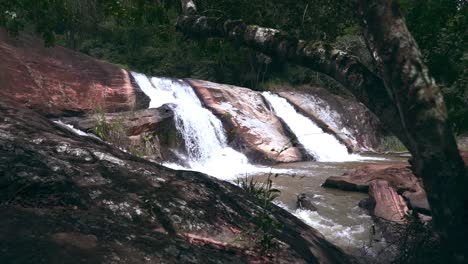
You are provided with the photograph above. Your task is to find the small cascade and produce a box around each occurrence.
[131,72,253,179]
[262,92,360,162]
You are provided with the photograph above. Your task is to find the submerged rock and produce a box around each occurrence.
[0,98,355,264]
[296,193,318,211]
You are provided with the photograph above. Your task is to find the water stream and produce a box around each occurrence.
[253,154,407,254]
[132,72,271,179]
[262,92,362,162]
[131,72,396,254]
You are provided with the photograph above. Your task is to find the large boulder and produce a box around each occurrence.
[0,98,355,264]
[0,29,149,116]
[276,86,382,151]
[187,79,305,163]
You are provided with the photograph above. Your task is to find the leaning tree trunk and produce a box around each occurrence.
[178,0,468,261]
[176,2,409,147]
[355,0,468,261]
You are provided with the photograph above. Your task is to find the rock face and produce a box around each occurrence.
[188,79,304,163]
[58,105,179,161]
[0,29,149,116]
[0,98,355,264]
[277,86,382,151]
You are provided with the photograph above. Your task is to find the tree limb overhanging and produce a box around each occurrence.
[356,0,467,261]
[176,1,409,148]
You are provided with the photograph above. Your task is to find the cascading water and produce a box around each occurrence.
[262,92,361,162]
[132,72,255,179]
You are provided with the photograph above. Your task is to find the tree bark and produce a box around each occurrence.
[176,13,409,147]
[355,0,467,261]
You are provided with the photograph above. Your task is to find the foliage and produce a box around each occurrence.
[236,175,283,253]
[399,0,468,133]
[377,136,408,153]
[92,111,127,145]
[1,0,466,132]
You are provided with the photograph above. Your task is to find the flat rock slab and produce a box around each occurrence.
[323,163,419,193]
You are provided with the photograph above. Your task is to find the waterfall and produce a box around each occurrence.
[262,92,360,162]
[131,72,254,179]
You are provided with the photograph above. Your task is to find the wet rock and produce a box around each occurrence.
[276,86,383,151]
[0,98,355,264]
[0,29,149,116]
[188,79,304,163]
[296,193,318,211]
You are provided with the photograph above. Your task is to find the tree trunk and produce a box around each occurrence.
[355,0,467,261]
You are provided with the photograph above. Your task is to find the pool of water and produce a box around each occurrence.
[250,153,409,254]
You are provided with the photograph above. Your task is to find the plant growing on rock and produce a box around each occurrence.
[236,175,283,254]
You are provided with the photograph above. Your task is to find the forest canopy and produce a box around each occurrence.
[1,0,466,132]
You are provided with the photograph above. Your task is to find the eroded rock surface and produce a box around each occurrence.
[0,98,354,264]
[188,79,304,163]
[0,29,149,116]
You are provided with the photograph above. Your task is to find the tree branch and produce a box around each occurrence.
[176,13,409,147]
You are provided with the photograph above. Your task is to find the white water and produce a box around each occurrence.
[263,92,362,162]
[131,72,283,179]
[274,201,371,251]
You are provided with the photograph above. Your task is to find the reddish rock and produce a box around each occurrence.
[187,79,304,163]
[0,29,148,116]
[323,163,430,221]
[368,180,409,223]
[322,163,419,193]
[369,180,408,223]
